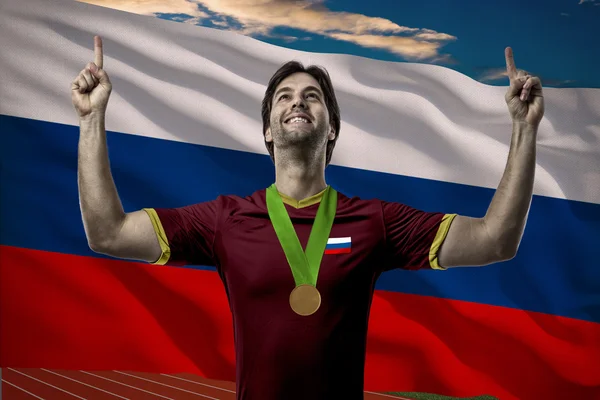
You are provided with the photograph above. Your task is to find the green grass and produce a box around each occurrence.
[386,392,499,400]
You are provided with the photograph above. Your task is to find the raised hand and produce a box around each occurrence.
[71,36,112,118]
[504,47,544,127]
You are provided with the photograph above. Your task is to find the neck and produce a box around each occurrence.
[273,148,327,201]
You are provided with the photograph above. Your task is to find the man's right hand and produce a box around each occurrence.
[71,35,112,118]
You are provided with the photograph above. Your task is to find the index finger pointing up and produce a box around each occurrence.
[94,35,103,70]
[505,47,517,80]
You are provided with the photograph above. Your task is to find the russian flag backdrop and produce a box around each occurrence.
[325,238,352,254]
[1,0,599,399]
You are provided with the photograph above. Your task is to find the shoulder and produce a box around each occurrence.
[218,188,267,209]
[156,188,266,216]
[334,190,386,208]
[185,188,269,218]
[333,190,387,219]
[333,189,443,224]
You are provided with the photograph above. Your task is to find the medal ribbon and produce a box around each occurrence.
[266,184,337,287]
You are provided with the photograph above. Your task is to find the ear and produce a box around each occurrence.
[328,126,336,141]
[265,127,273,143]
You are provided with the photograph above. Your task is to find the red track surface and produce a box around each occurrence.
[1,368,411,399]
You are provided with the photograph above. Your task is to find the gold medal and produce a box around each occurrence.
[267,184,337,317]
[289,284,321,316]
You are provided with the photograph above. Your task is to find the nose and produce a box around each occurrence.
[292,94,307,109]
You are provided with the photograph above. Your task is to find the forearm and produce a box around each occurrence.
[78,112,126,249]
[483,121,537,257]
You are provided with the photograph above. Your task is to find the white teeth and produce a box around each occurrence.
[288,117,309,123]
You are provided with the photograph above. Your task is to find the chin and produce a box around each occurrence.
[285,124,313,133]
[283,128,313,140]
[276,132,316,148]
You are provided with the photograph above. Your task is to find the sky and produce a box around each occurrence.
[77,0,599,88]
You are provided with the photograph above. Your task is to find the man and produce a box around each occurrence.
[71,35,543,400]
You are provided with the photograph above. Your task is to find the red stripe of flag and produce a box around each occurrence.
[2,245,600,399]
[324,247,351,254]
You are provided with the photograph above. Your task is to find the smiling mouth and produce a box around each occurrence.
[285,116,311,124]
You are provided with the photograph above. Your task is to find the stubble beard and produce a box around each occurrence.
[272,122,325,155]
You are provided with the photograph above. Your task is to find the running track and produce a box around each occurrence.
[1,368,411,399]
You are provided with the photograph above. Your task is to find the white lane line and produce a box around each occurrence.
[160,374,236,394]
[2,379,46,400]
[113,371,219,400]
[41,369,129,400]
[80,371,174,400]
[7,369,86,400]
[364,391,414,399]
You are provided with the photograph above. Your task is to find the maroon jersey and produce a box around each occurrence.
[144,187,455,400]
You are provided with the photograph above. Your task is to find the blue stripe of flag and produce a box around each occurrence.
[326,242,351,249]
[2,115,599,323]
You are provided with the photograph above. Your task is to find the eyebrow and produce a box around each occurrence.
[274,85,323,98]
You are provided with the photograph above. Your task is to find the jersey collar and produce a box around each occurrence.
[278,186,327,209]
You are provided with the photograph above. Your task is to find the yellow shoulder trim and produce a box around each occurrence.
[429,213,457,270]
[143,208,171,265]
[279,186,327,209]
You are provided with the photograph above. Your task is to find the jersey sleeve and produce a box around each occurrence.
[381,200,456,271]
[142,198,221,267]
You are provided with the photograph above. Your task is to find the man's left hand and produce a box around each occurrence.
[504,47,545,127]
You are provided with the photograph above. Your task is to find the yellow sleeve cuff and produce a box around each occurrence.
[429,213,457,270]
[143,208,171,265]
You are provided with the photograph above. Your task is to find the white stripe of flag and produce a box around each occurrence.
[327,237,351,244]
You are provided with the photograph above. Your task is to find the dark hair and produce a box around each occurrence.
[261,61,341,166]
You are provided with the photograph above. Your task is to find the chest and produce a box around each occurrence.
[213,209,385,303]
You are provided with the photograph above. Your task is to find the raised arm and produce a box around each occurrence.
[437,47,544,268]
[71,35,161,263]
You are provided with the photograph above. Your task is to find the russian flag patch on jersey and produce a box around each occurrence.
[324,237,351,254]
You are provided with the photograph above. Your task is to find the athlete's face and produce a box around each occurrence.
[265,72,335,154]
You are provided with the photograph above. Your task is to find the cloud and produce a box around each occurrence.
[413,29,457,41]
[538,78,576,87]
[267,34,312,43]
[479,68,509,83]
[79,0,209,19]
[210,19,231,28]
[578,0,599,4]
[327,33,449,60]
[164,14,207,25]
[560,12,570,16]
[76,0,457,62]
[428,53,458,65]
[198,0,417,35]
